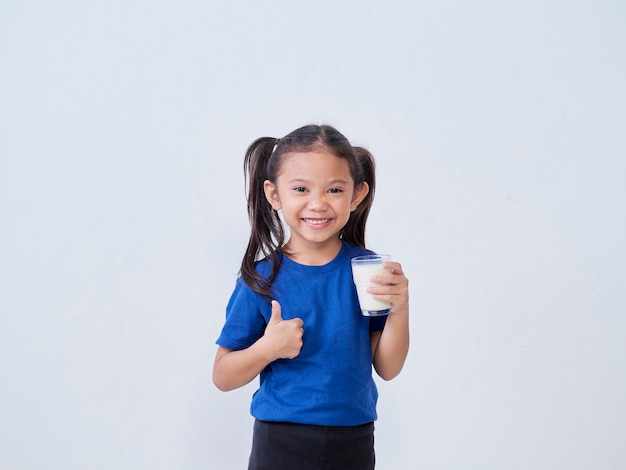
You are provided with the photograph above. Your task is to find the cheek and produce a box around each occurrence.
[339,199,355,215]
[279,200,300,216]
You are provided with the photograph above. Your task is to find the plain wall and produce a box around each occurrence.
[1,0,624,468]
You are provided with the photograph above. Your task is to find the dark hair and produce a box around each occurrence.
[240,124,376,298]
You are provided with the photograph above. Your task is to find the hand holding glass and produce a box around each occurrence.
[351,255,392,316]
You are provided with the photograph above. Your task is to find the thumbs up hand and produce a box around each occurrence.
[263,300,304,360]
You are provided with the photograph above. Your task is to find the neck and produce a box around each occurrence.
[283,238,342,266]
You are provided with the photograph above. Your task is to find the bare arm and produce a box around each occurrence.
[212,300,303,392]
[369,261,410,381]
[213,343,275,392]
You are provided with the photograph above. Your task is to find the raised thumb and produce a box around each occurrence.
[268,300,283,324]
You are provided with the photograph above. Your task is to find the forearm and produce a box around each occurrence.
[214,302,305,391]
[372,307,409,380]
[212,340,275,392]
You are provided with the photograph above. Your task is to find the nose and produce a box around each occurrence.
[307,192,328,211]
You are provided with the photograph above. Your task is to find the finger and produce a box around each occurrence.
[368,283,407,297]
[269,300,283,324]
[290,317,304,328]
[371,272,400,285]
[382,261,403,276]
[367,285,394,296]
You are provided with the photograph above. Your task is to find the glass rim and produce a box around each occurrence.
[351,254,391,263]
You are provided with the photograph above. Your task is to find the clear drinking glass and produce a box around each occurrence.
[351,254,392,316]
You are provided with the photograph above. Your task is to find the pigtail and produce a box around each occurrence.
[341,146,376,249]
[241,137,284,298]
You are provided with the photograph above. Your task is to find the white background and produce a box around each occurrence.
[1,1,625,468]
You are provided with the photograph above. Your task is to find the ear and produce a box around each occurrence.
[264,180,282,211]
[350,182,369,212]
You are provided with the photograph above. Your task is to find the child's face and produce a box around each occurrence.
[264,149,368,255]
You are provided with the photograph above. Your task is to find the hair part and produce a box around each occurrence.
[240,124,376,299]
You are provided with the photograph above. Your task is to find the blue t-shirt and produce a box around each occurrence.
[216,241,387,426]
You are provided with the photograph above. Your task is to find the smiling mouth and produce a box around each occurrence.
[303,218,332,225]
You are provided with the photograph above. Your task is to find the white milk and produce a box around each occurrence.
[351,259,392,316]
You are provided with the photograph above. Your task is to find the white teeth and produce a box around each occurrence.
[304,218,330,225]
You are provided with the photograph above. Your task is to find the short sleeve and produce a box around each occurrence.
[368,315,387,332]
[216,279,268,350]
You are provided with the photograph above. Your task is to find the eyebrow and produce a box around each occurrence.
[288,178,350,185]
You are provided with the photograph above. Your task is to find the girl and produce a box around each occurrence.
[213,124,409,469]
